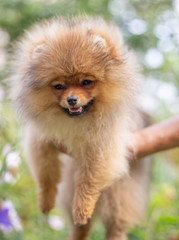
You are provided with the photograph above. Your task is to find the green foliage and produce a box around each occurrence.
[0,0,110,42]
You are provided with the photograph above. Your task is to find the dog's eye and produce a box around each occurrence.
[54,84,65,90]
[81,79,92,86]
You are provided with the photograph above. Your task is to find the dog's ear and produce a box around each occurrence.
[91,34,107,48]
[31,42,46,59]
[88,29,107,49]
[87,29,121,59]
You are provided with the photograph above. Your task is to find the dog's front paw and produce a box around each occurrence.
[72,203,93,225]
[38,187,57,215]
[72,189,99,225]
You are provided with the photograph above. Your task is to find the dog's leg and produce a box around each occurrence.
[25,129,61,214]
[72,178,100,225]
[106,232,127,240]
[68,221,92,240]
[100,194,127,240]
[72,159,119,225]
[105,223,127,240]
[100,203,128,240]
[72,146,128,225]
[99,157,150,240]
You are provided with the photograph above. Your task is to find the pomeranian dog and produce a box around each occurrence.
[10,16,150,240]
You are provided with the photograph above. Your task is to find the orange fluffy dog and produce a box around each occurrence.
[10,17,150,239]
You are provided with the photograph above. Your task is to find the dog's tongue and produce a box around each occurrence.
[69,106,83,113]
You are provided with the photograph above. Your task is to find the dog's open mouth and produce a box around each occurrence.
[63,99,94,117]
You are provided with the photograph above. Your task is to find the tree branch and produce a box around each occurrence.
[132,115,179,159]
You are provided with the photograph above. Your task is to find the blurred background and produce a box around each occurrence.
[0,0,179,239]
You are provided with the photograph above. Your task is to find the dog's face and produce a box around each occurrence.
[51,74,97,117]
[21,38,109,121]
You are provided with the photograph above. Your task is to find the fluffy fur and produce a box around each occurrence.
[10,16,150,240]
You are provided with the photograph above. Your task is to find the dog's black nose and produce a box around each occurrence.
[67,96,78,107]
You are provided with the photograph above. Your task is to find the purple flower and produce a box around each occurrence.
[0,200,22,233]
[0,208,12,232]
